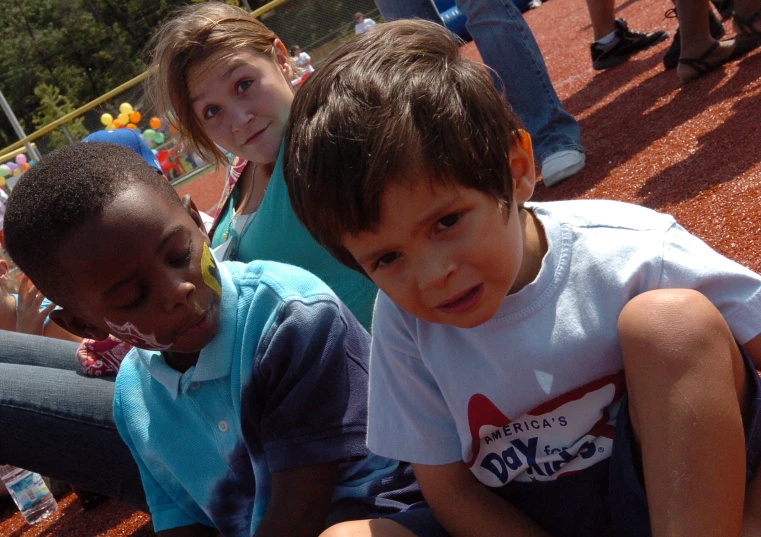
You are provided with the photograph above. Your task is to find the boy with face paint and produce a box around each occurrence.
[3,142,443,537]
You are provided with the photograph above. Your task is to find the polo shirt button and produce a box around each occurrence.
[218,420,229,433]
[190,382,201,391]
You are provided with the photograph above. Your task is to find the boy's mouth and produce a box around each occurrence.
[436,284,483,314]
[179,309,212,336]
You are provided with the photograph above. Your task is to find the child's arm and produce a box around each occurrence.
[16,276,81,342]
[253,463,338,537]
[413,461,551,537]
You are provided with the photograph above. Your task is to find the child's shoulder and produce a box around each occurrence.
[224,259,344,310]
[529,199,676,234]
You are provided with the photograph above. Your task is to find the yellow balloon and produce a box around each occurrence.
[119,103,133,115]
[118,112,130,125]
[0,177,6,187]
[12,169,21,176]
[100,113,113,126]
[107,123,116,131]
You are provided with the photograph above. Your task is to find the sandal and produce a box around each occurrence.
[678,40,734,84]
[733,6,761,56]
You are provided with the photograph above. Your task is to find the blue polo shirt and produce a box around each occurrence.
[113,260,400,535]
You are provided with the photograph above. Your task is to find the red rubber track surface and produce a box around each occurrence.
[2,0,758,533]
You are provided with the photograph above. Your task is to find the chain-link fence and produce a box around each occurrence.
[259,0,380,66]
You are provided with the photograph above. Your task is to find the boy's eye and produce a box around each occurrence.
[170,244,193,267]
[236,79,253,93]
[373,252,401,271]
[436,213,462,231]
[203,106,220,120]
[121,290,145,311]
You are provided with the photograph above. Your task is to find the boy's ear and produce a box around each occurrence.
[510,130,536,204]
[49,309,110,341]
[181,194,211,241]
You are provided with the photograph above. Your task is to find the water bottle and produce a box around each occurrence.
[0,465,58,524]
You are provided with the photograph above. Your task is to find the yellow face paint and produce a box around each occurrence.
[201,243,222,297]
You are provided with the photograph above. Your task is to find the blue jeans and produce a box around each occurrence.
[372,0,584,163]
[0,331,147,510]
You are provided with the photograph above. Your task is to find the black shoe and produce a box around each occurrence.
[663,7,726,70]
[591,18,669,70]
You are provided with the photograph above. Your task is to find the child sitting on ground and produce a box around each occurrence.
[3,142,447,537]
[283,20,761,537]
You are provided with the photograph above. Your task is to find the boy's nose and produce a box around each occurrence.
[416,255,457,291]
[163,280,196,314]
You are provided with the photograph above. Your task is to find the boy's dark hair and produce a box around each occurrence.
[283,19,525,274]
[4,142,180,307]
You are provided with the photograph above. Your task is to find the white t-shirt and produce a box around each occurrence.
[367,199,761,488]
[293,52,314,73]
[355,18,377,35]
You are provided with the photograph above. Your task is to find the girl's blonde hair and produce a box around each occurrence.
[146,3,283,167]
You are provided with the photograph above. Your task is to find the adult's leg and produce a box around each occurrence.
[374,0,585,185]
[672,0,761,82]
[372,0,445,23]
[454,0,584,166]
[0,330,80,370]
[675,0,735,82]
[586,0,616,40]
[0,331,147,510]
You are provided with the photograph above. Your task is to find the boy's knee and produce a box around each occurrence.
[619,288,728,346]
[618,289,736,373]
[320,523,350,537]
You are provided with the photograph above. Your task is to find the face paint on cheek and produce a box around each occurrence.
[104,318,173,351]
[201,242,222,297]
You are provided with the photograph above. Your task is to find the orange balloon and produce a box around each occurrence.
[22,162,30,171]
[112,120,122,129]
[149,117,161,130]
[129,111,142,123]
[127,123,137,130]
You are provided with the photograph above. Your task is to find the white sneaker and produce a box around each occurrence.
[541,150,585,187]
[526,0,542,9]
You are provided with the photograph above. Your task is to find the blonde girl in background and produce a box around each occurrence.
[146,2,378,331]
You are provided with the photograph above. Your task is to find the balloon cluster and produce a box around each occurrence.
[0,153,32,187]
[100,103,166,148]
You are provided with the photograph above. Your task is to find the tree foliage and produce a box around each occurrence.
[0,0,241,149]
[32,83,89,149]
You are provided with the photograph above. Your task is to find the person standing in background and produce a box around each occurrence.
[354,11,378,34]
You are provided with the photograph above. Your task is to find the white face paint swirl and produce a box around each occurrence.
[104,319,172,351]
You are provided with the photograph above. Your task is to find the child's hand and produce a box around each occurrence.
[15,276,56,336]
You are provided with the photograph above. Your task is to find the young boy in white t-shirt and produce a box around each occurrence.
[284,19,761,537]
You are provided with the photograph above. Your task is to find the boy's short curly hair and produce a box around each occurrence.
[4,142,180,307]
[283,19,525,274]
